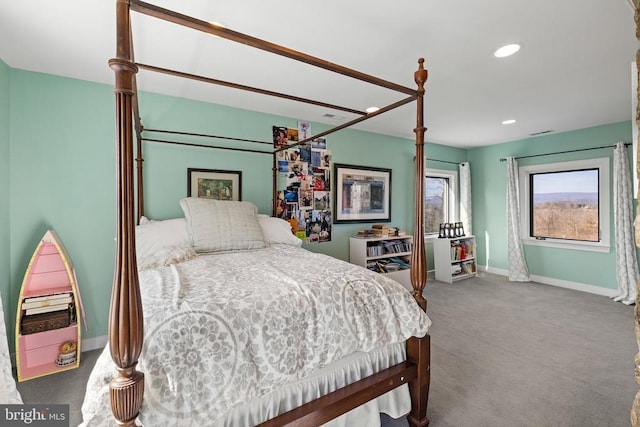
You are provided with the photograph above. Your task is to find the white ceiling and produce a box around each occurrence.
[0,0,636,148]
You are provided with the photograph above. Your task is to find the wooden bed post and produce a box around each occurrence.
[407,58,431,427]
[108,1,144,425]
[632,2,640,425]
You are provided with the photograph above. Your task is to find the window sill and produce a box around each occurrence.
[523,238,610,253]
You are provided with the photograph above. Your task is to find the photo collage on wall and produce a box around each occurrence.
[274,121,333,243]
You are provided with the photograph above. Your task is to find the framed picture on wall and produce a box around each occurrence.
[333,163,391,223]
[187,168,242,201]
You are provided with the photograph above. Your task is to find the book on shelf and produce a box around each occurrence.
[356,225,407,238]
[22,293,72,310]
[461,261,476,274]
[367,244,384,257]
[389,257,410,268]
[356,229,378,238]
[365,257,410,273]
[25,302,70,316]
[371,225,389,237]
[383,263,402,272]
[383,240,413,254]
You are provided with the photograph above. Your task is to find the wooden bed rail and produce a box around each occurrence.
[258,362,418,426]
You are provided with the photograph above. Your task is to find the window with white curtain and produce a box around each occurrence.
[425,168,458,237]
[518,157,610,252]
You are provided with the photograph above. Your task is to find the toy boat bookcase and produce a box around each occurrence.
[15,230,86,382]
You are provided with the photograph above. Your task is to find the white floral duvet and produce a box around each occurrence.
[0,292,22,404]
[81,245,431,426]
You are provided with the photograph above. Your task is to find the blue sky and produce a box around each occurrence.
[425,176,446,198]
[532,169,598,193]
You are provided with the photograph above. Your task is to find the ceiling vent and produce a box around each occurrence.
[529,130,555,136]
[322,113,346,121]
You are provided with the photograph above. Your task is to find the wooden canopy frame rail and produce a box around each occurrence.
[109,0,430,426]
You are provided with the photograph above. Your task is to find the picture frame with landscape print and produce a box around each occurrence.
[187,168,241,201]
[334,164,391,223]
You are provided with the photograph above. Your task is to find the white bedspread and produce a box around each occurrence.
[0,293,22,404]
[81,245,430,426]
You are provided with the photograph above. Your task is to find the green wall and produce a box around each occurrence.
[4,66,634,346]
[136,90,466,262]
[6,69,462,343]
[0,59,10,335]
[469,121,632,290]
[9,70,116,345]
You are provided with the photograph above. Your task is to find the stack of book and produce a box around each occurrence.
[371,224,390,236]
[356,229,379,238]
[20,292,73,335]
[357,224,405,237]
[356,225,407,238]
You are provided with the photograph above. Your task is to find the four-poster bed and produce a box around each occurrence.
[94,1,432,425]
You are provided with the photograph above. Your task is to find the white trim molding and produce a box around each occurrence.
[82,335,108,352]
[478,264,617,297]
[518,157,611,253]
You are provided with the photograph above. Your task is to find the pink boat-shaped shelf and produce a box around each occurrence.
[15,230,85,381]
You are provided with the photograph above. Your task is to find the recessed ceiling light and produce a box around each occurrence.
[366,107,380,114]
[494,43,521,58]
[502,119,517,125]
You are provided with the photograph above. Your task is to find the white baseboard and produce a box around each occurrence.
[82,335,108,352]
[478,264,618,298]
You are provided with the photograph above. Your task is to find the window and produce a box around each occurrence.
[425,168,457,236]
[519,158,610,252]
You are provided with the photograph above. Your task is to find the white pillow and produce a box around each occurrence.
[135,217,196,270]
[179,198,265,253]
[257,214,303,247]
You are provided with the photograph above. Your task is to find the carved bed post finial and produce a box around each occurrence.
[109,0,144,425]
[632,1,640,426]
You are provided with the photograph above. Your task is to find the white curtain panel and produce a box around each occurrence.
[612,141,638,305]
[506,157,530,282]
[459,162,472,236]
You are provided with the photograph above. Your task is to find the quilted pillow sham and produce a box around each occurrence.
[179,198,265,253]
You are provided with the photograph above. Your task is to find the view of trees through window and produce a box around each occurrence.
[530,169,599,242]
[425,176,448,234]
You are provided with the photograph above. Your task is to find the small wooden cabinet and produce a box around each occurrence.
[433,235,477,283]
[349,235,413,288]
[15,230,83,381]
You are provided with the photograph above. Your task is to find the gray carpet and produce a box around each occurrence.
[16,272,637,426]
